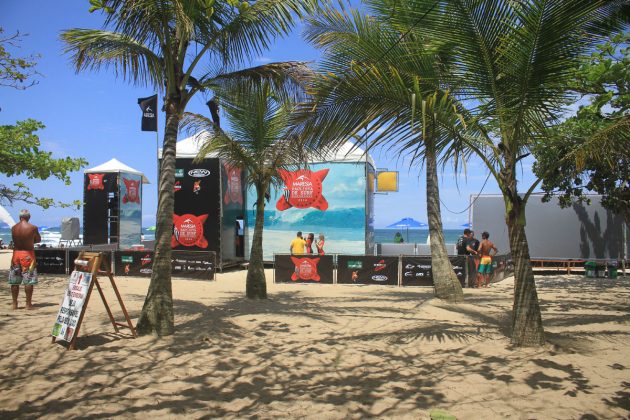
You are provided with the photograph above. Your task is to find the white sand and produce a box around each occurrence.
[0,249,629,419]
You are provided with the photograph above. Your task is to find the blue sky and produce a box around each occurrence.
[1,1,539,229]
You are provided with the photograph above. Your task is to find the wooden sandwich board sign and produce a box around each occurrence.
[52,251,136,350]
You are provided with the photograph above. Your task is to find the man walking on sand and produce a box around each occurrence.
[9,209,41,310]
[477,231,498,288]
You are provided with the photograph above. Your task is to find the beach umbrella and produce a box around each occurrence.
[146,226,157,231]
[386,217,427,242]
[461,222,472,228]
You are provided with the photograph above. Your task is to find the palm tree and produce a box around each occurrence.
[61,0,316,335]
[374,0,628,345]
[298,6,467,302]
[182,68,311,298]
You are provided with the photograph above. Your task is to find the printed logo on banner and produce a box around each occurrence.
[223,163,243,205]
[175,169,184,178]
[193,180,202,195]
[124,264,130,275]
[87,174,105,190]
[122,178,141,204]
[371,275,388,282]
[171,214,209,248]
[121,256,133,263]
[188,169,210,177]
[290,257,321,281]
[347,260,363,269]
[352,271,359,282]
[174,181,182,192]
[373,259,387,271]
[141,254,152,266]
[276,169,329,211]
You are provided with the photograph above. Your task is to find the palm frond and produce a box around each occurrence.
[201,0,318,67]
[61,29,163,88]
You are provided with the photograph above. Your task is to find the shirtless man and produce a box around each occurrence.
[477,231,498,288]
[9,209,41,309]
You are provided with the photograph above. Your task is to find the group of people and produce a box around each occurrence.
[457,228,498,288]
[290,231,325,255]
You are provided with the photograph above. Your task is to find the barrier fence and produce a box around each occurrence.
[35,248,216,281]
[273,253,513,287]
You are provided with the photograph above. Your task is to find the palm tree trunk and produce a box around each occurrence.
[136,106,178,336]
[504,184,545,347]
[246,184,268,299]
[426,137,464,302]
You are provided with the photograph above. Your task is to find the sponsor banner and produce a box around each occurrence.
[138,94,158,132]
[113,250,216,280]
[170,158,221,254]
[274,254,334,284]
[114,250,155,276]
[337,255,398,285]
[119,172,143,249]
[51,270,94,342]
[171,250,216,280]
[401,256,466,287]
[35,249,67,274]
[276,168,330,211]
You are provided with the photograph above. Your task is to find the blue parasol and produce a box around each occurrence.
[386,217,428,242]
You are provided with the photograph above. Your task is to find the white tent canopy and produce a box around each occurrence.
[160,132,376,168]
[85,158,150,184]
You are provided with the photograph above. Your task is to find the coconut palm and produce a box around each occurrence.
[373,0,628,345]
[61,0,317,335]
[182,66,312,298]
[298,6,469,302]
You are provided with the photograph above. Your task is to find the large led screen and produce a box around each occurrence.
[246,162,368,260]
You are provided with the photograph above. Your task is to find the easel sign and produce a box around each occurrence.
[52,252,136,350]
[51,270,93,342]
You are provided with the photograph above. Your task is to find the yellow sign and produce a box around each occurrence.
[376,171,399,192]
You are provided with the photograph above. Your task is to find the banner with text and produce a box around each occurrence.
[52,270,93,342]
[337,255,398,285]
[401,256,466,287]
[114,250,216,280]
[35,249,67,274]
[274,254,334,284]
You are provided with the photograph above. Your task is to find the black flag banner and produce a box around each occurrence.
[138,94,158,131]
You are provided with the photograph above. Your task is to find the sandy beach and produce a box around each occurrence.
[0,249,628,419]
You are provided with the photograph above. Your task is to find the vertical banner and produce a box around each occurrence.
[337,255,398,285]
[274,254,334,284]
[118,172,143,249]
[138,94,158,132]
[401,256,466,287]
[171,158,221,256]
[220,162,245,261]
[51,271,94,342]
